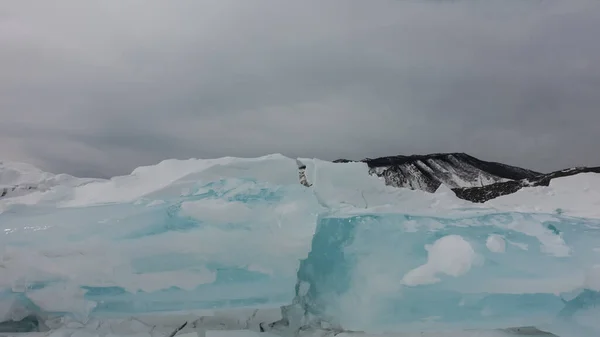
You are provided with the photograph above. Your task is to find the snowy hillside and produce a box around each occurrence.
[0,161,97,200]
[335,153,600,203]
[455,166,600,203]
[1,154,600,337]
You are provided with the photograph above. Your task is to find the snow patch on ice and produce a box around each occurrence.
[25,284,97,320]
[145,200,165,207]
[487,173,600,219]
[486,235,506,253]
[585,265,600,291]
[402,235,477,286]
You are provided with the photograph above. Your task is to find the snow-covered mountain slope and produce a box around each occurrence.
[0,161,98,200]
[334,153,600,203]
[336,153,541,192]
[455,166,600,203]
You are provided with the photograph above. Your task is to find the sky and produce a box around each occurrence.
[1,0,600,178]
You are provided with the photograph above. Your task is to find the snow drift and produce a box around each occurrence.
[1,154,600,337]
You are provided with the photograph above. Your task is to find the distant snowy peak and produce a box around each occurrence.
[0,161,96,199]
[336,153,541,193]
[0,161,54,186]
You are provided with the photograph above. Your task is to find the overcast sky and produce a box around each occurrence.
[1,0,599,177]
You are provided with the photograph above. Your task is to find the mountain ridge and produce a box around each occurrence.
[0,160,98,199]
[333,152,599,203]
[334,152,541,192]
[453,166,600,203]
[2,153,599,203]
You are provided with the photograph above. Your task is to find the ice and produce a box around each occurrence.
[298,158,470,216]
[1,155,323,322]
[207,332,272,337]
[2,154,600,336]
[63,154,300,207]
[289,212,600,336]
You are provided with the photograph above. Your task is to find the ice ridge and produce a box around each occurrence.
[1,155,600,337]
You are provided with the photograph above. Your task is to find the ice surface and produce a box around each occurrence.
[1,155,324,322]
[298,158,471,216]
[290,212,600,336]
[1,154,600,336]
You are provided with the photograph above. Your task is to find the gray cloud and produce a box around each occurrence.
[1,0,600,177]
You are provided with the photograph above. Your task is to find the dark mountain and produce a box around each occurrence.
[337,153,541,193]
[333,153,600,203]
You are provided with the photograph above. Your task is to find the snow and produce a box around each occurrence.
[486,173,600,219]
[63,154,299,207]
[0,161,56,187]
[1,155,600,337]
[486,235,506,253]
[0,162,99,211]
[401,235,477,286]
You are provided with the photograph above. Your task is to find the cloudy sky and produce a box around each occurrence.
[1,0,599,177]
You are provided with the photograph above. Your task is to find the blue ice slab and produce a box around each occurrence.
[292,212,600,335]
[0,178,320,319]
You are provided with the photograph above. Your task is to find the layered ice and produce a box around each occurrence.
[288,212,600,336]
[1,155,325,321]
[1,154,600,336]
